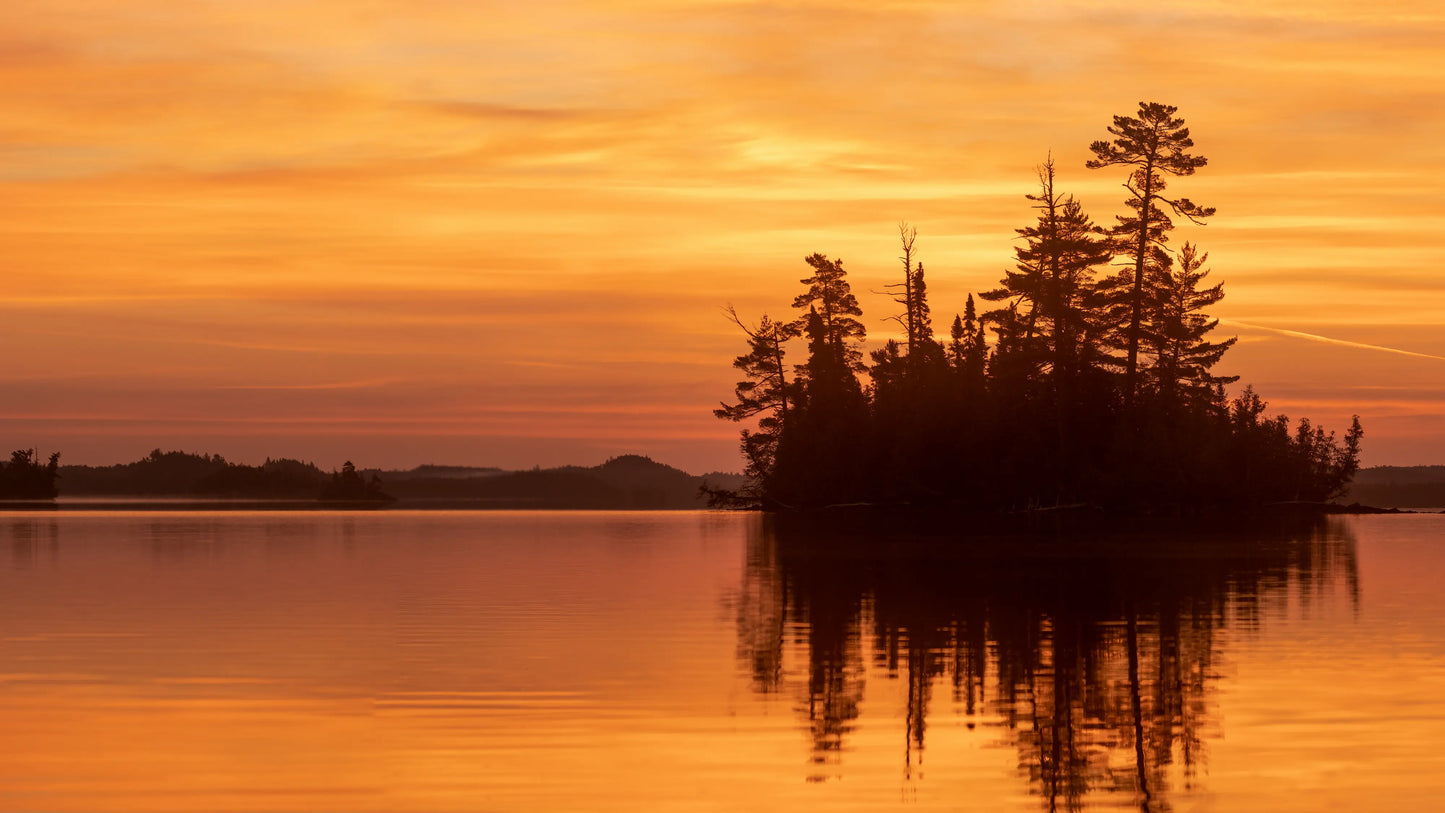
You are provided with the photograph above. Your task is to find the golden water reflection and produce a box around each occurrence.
[736,517,1360,810]
[0,510,1423,812]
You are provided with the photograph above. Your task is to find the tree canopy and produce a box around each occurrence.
[715,104,1362,514]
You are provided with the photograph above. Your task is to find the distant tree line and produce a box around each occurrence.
[56,449,392,502]
[715,103,1363,513]
[0,449,61,500]
[1346,466,1445,509]
[41,450,722,508]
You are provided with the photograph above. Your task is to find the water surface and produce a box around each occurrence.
[1,511,1441,811]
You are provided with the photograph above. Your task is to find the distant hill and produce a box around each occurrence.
[379,454,744,509]
[1346,466,1445,509]
[381,464,504,481]
[57,450,741,509]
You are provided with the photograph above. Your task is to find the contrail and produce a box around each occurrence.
[1220,319,1445,362]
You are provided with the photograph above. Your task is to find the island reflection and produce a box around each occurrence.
[735,515,1359,810]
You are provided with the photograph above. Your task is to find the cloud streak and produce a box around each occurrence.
[1222,320,1445,363]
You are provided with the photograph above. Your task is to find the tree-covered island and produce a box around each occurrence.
[714,103,1363,513]
[0,449,61,501]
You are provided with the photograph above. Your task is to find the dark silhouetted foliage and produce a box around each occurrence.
[0,449,60,500]
[320,460,394,503]
[713,105,1363,514]
[57,451,723,509]
[1087,102,1215,401]
[60,449,330,498]
[58,449,396,502]
[714,307,799,506]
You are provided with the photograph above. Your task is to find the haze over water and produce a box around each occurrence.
[1,510,1442,811]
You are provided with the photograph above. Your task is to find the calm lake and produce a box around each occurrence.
[1,510,1442,812]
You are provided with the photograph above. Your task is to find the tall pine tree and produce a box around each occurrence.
[1087,102,1215,402]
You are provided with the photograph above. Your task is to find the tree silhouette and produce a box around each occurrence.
[792,254,867,373]
[320,460,393,502]
[1087,102,1215,402]
[950,294,988,392]
[1142,242,1238,410]
[885,223,923,359]
[711,105,1363,512]
[0,449,60,500]
[982,157,1112,387]
[715,306,799,505]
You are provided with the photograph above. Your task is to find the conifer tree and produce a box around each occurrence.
[905,263,949,382]
[882,224,944,374]
[869,340,907,403]
[964,295,988,384]
[779,306,869,507]
[948,315,967,370]
[885,223,922,358]
[1143,243,1238,409]
[799,308,864,408]
[1087,102,1215,401]
[985,301,1032,401]
[793,253,866,373]
[909,263,935,354]
[715,307,799,495]
[981,158,1111,384]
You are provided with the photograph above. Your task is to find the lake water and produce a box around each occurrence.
[1,510,1442,812]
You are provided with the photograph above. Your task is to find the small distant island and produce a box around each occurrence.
[713,102,1364,513]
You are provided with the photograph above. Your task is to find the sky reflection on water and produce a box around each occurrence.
[0,511,1440,812]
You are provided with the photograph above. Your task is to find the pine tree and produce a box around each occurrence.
[1087,102,1215,401]
[778,308,869,507]
[793,253,867,373]
[908,263,946,365]
[799,308,863,408]
[1143,243,1238,409]
[948,314,968,370]
[714,307,799,499]
[981,158,1111,385]
[965,295,988,384]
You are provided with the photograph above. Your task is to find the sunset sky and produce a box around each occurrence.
[2,0,1443,473]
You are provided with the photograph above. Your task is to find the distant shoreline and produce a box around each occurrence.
[0,498,1426,516]
[0,497,719,512]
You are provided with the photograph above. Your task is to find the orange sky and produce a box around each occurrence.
[2,0,1443,473]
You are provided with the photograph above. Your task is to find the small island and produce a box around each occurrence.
[713,103,1363,514]
[0,449,61,502]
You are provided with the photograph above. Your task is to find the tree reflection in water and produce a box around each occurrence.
[734,515,1359,810]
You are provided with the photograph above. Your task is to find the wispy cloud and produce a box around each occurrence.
[217,377,405,391]
[1222,320,1445,362]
